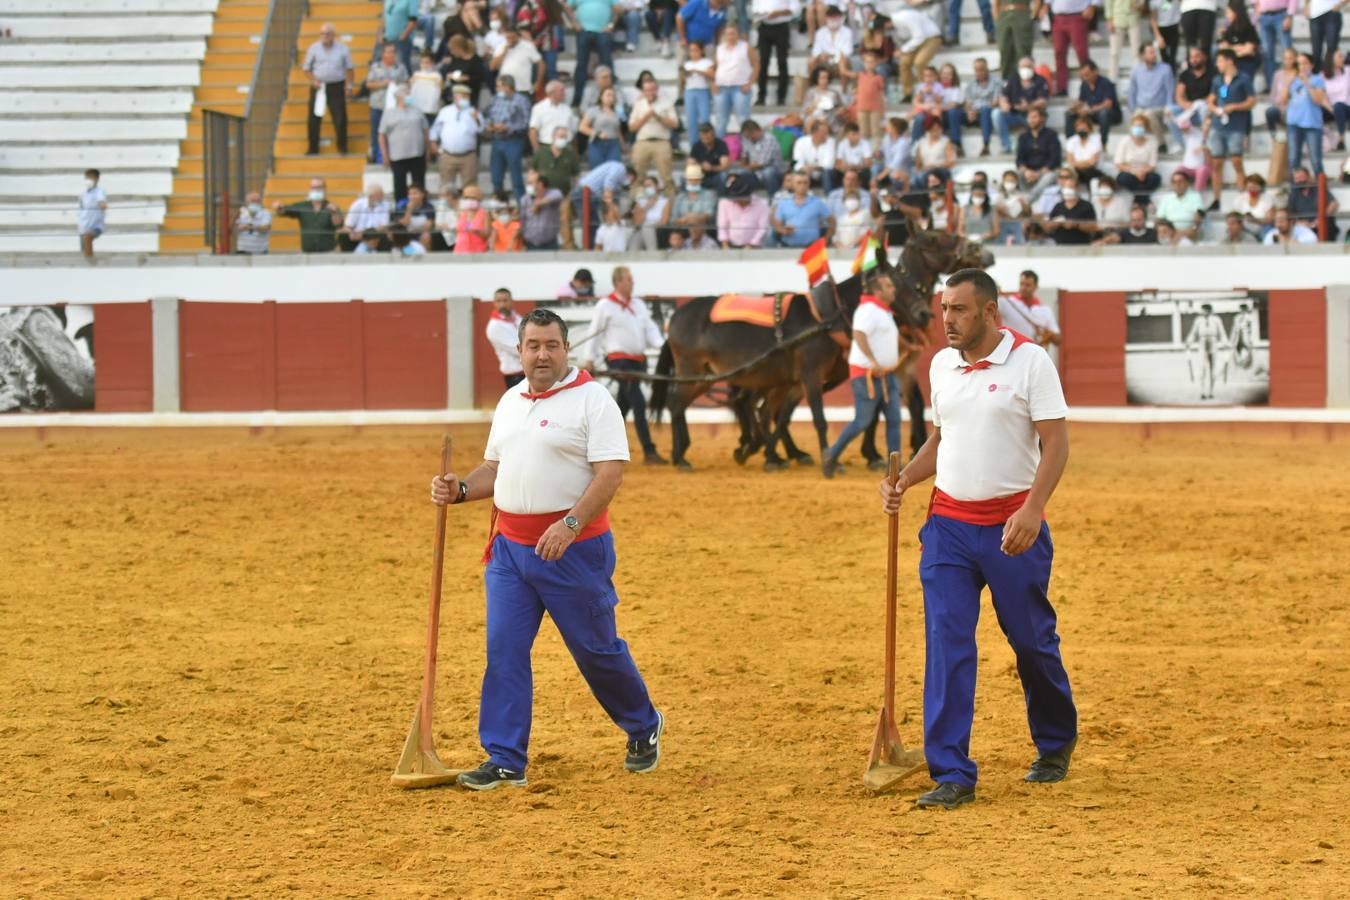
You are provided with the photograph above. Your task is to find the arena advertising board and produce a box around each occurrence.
[0,304,95,412]
[1124,291,1269,406]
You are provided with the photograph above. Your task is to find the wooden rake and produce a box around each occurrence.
[863,451,927,794]
[391,436,462,789]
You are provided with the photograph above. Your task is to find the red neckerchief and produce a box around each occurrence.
[960,328,1034,374]
[857,294,890,313]
[1013,291,1041,307]
[607,292,634,314]
[520,368,593,400]
[488,310,518,323]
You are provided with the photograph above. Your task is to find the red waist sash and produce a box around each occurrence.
[927,488,1039,526]
[482,507,611,562]
[605,352,646,363]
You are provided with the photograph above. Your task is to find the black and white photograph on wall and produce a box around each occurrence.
[0,304,95,412]
[1125,291,1269,406]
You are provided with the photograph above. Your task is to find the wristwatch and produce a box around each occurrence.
[452,481,469,504]
[562,514,581,535]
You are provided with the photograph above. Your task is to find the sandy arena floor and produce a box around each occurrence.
[1,421,1348,898]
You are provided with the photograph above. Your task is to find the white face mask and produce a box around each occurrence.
[460,198,479,210]
[1003,179,1018,191]
[496,212,511,223]
[456,98,470,108]
[1018,66,1034,81]
[687,182,702,192]
[844,196,860,212]
[308,190,325,202]
[643,186,657,197]
[248,203,262,214]
[489,19,501,30]
[84,178,96,190]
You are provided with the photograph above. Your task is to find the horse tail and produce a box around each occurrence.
[650,340,674,423]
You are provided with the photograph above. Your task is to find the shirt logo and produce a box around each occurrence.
[987,384,998,393]
[539,419,549,427]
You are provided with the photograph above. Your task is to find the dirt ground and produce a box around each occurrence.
[1,421,1347,898]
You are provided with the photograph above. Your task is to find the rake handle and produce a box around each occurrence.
[884,450,901,719]
[419,435,453,754]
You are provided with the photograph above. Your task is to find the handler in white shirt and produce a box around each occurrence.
[823,269,902,477]
[484,287,525,387]
[579,266,667,463]
[998,269,1061,348]
[430,307,665,791]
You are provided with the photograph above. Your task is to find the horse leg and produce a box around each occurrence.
[670,382,706,472]
[731,389,757,465]
[760,387,795,472]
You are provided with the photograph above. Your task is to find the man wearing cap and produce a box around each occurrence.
[558,267,598,299]
[485,288,525,388]
[430,83,482,193]
[716,171,769,247]
[431,307,665,790]
[878,267,1077,811]
[580,267,668,465]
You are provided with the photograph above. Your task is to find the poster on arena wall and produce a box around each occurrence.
[0,304,95,412]
[1124,291,1268,406]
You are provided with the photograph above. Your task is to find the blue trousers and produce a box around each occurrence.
[714,86,751,137]
[684,87,711,143]
[1289,125,1323,177]
[481,532,659,773]
[827,373,899,462]
[992,109,1028,152]
[948,0,994,40]
[1257,12,1291,89]
[918,514,1077,787]
[572,30,614,107]
[489,136,526,199]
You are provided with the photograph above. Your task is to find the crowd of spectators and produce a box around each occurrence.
[274,0,1350,255]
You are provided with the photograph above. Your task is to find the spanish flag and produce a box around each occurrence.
[797,238,830,287]
[850,230,881,275]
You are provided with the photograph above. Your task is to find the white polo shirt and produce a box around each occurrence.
[998,293,1060,340]
[485,368,630,514]
[848,298,900,372]
[931,329,1068,501]
[485,311,523,374]
[579,294,664,366]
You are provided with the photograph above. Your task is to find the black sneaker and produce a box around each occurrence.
[916,782,976,809]
[1025,737,1076,783]
[456,761,527,791]
[822,457,845,479]
[625,711,665,773]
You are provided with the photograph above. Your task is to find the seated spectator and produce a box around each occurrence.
[910,66,947,138]
[827,168,871,219]
[1327,50,1349,151]
[77,167,107,258]
[1206,48,1255,211]
[994,57,1051,154]
[396,184,436,249]
[1287,166,1340,240]
[1114,114,1162,206]
[877,116,912,188]
[808,6,854,81]
[1095,203,1158,243]
[913,115,957,184]
[1094,177,1134,225]
[1217,210,1258,244]
[689,123,732,191]
[341,185,391,251]
[1262,206,1317,244]
[1067,59,1122,142]
[959,177,999,242]
[961,57,1001,157]
[556,267,598,299]
[618,0,645,52]
[1044,169,1097,244]
[430,84,481,194]
[685,221,720,249]
[490,200,523,252]
[390,226,427,256]
[771,171,834,247]
[1127,42,1175,149]
[438,35,486,107]
[1063,115,1106,190]
[892,6,942,102]
[1232,173,1274,233]
[736,119,785,196]
[630,174,671,249]
[1171,46,1213,147]
[670,163,719,233]
[1023,220,1052,245]
[573,159,635,247]
[529,81,577,152]
[834,122,874,188]
[713,24,757,137]
[855,50,887,148]
[935,64,966,150]
[680,42,714,142]
[793,120,838,190]
[1015,107,1061,201]
[1154,170,1206,240]
[1264,47,1298,138]
[923,172,952,231]
[521,173,565,250]
[409,52,444,124]
[717,172,769,248]
[432,186,457,251]
[801,67,848,131]
[454,184,489,253]
[994,169,1030,243]
[666,230,688,249]
[1155,218,1193,246]
[595,201,632,252]
[833,184,871,248]
[354,228,385,254]
[579,66,627,122]
[235,190,271,255]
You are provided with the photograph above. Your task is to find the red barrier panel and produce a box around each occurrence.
[363,301,448,409]
[180,301,277,411]
[1059,291,1127,405]
[1268,289,1327,407]
[93,301,153,412]
[274,302,364,410]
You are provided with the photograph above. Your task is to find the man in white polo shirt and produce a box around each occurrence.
[431,308,664,790]
[579,266,668,465]
[822,268,901,479]
[484,287,524,388]
[878,267,1076,811]
[998,269,1061,349]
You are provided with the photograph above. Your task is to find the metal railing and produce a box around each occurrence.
[202,0,309,252]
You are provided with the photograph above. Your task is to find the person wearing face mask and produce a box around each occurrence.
[1063,114,1106,190]
[489,200,524,252]
[670,162,719,232]
[993,57,1050,154]
[234,190,272,255]
[1112,113,1161,206]
[959,177,999,242]
[630,176,672,249]
[1065,59,1121,143]
[77,168,107,258]
[1126,42,1174,148]
[342,184,393,251]
[1043,168,1098,244]
[378,86,430,206]
[454,185,490,253]
[430,83,482,194]
[994,171,1030,243]
[1232,173,1274,234]
[274,178,343,253]
[827,168,873,220]
[365,43,409,164]
[832,181,873,249]
[808,5,856,79]
[1093,176,1133,225]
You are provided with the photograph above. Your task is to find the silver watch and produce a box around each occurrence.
[562,514,581,535]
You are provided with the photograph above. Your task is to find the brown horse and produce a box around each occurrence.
[651,225,991,471]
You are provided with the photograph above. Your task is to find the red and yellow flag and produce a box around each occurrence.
[797,238,830,287]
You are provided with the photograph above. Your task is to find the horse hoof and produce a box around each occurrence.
[866,458,888,472]
[793,454,815,467]
[763,459,788,473]
[732,447,750,465]
[675,460,695,473]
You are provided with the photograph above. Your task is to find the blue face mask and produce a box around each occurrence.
[1130,125,1146,138]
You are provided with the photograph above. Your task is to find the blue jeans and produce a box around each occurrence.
[1288,125,1323,177]
[943,107,966,147]
[947,0,994,39]
[1311,11,1342,68]
[369,106,383,162]
[391,35,412,75]
[417,13,436,49]
[605,356,658,452]
[481,532,659,774]
[1257,11,1291,89]
[993,109,1028,152]
[733,0,750,33]
[827,373,900,462]
[713,86,750,137]
[622,9,642,47]
[587,136,622,167]
[918,514,1076,787]
[572,30,614,107]
[647,6,675,39]
[684,87,711,142]
[489,136,527,199]
[970,105,994,147]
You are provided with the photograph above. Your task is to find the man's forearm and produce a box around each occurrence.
[460,461,500,503]
[569,462,623,526]
[1023,421,1068,513]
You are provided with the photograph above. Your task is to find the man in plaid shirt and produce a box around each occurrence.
[485,74,533,199]
[734,119,784,195]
